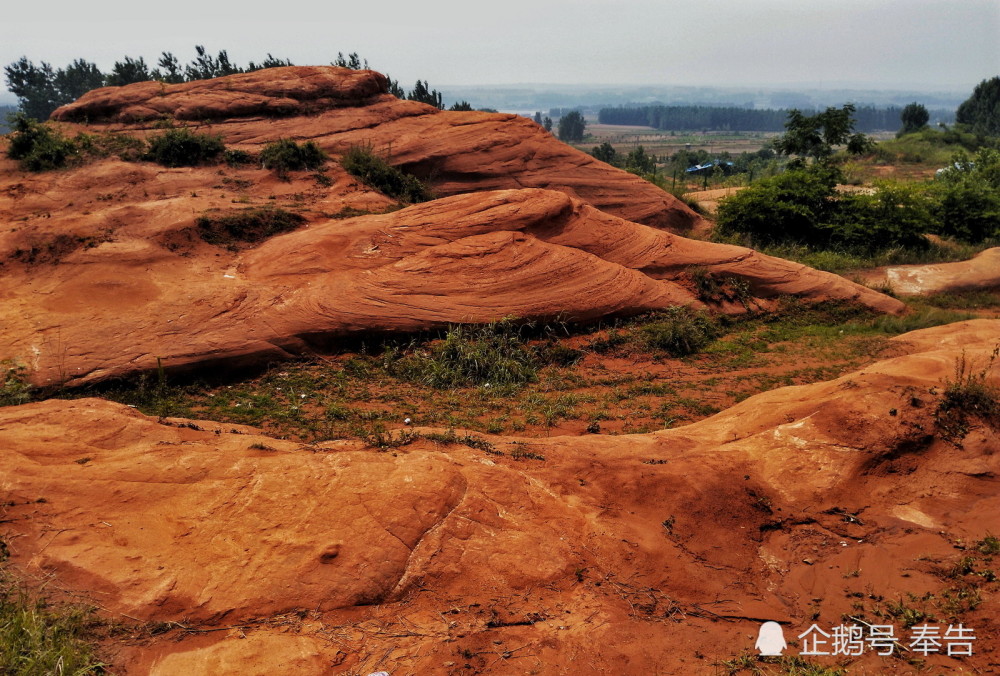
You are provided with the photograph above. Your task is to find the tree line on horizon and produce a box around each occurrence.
[598,103,956,133]
[3,47,458,121]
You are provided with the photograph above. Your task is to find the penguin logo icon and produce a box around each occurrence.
[755,621,787,656]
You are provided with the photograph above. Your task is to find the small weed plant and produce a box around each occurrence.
[720,652,847,675]
[936,346,1000,442]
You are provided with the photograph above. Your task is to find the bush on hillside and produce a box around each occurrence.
[259,138,327,178]
[341,145,432,203]
[5,113,78,171]
[828,181,935,251]
[145,127,225,167]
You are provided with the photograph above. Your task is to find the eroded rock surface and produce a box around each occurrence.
[2,321,997,674]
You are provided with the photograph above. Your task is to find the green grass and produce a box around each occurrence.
[0,564,106,675]
[873,127,993,165]
[754,239,996,274]
[62,294,998,444]
[922,288,1000,310]
[720,653,846,676]
[638,307,720,356]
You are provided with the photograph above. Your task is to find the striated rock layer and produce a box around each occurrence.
[51,66,700,231]
[0,188,901,388]
[1,321,997,673]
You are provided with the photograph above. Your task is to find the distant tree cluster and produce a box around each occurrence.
[716,104,1000,251]
[772,104,874,163]
[532,111,553,131]
[598,104,954,133]
[558,111,586,142]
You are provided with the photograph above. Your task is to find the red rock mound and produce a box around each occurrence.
[51,66,390,122]
[2,320,997,673]
[0,188,901,388]
[49,66,699,230]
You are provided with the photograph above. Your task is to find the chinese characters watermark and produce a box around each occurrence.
[796,622,975,657]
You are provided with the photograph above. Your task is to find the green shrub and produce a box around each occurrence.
[260,138,327,178]
[145,127,225,167]
[827,181,935,251]
[5,113,78,171]
[196,206,305,248]
[384,321,539,388]
[715,165,840,247]
[223,148,254,166]
[341,145,432,203]
[934,149,1000,242]
[0,360,32,407]
[717,165,948,253]
[639,307,720,356]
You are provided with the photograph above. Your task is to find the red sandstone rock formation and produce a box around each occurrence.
[0,186,901,388]
[1,320,996,673]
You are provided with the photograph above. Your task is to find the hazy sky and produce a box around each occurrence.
[2,0,998,103]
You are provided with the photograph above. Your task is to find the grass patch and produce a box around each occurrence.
[922,288,1000,310]
[869,307,978,334]
[195,206,306,248]
[75,131,146,162]
[639,308,719,356]
[145,127,225,167]
[588,307,720,358]
[754,239,995,274]
[341,145,432,203]
[260,139,327,179]
[223,149,255,167]
[66,294,998,445]
[383,321,542,388]
[0,561,106,675]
